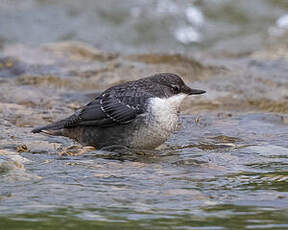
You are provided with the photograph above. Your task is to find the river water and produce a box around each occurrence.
[0,0,288,229]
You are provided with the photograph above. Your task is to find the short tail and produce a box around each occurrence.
[31,120,66,136]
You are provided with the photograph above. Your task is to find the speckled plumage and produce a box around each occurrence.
[32,73,205,149]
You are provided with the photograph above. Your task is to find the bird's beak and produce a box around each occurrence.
[183,85,206,95]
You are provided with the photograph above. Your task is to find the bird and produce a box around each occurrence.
[32,73,206,150]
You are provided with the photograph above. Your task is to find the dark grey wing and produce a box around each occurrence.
[99,92,147,124]
[31,79,156,134]
[64,98,112,127]
[63,91,152,128]
[32,98,113,133]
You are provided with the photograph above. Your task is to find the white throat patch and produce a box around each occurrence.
[130,93,188,149]
[150,93,187,112]
[162,93,187,110]
[148,93,187,130]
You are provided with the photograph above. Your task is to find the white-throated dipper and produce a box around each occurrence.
[32,73,205,149]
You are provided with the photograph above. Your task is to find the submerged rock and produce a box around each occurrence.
[0,57,26,77]
[0,154,40,182]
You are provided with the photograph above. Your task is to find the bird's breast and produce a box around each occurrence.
[129,94,186,149]
[148,95,186,132]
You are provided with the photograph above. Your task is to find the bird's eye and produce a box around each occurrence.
[171,85,180,93]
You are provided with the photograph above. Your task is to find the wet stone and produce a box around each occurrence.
[0,57,26,77]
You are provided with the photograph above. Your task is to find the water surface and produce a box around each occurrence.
[1,0,288,229]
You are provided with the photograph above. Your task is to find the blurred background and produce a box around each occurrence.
[1,0,288,54]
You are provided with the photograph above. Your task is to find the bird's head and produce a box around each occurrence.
[149,73,206,97]
[148,73,206,110]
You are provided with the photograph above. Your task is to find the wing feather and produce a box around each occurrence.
[62,89,152,128]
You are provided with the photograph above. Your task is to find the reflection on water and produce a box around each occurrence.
[1,114,288,229]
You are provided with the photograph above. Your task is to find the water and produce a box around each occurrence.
[0,0,288,54]
[1,0,288,229]
[1,113,288,229]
